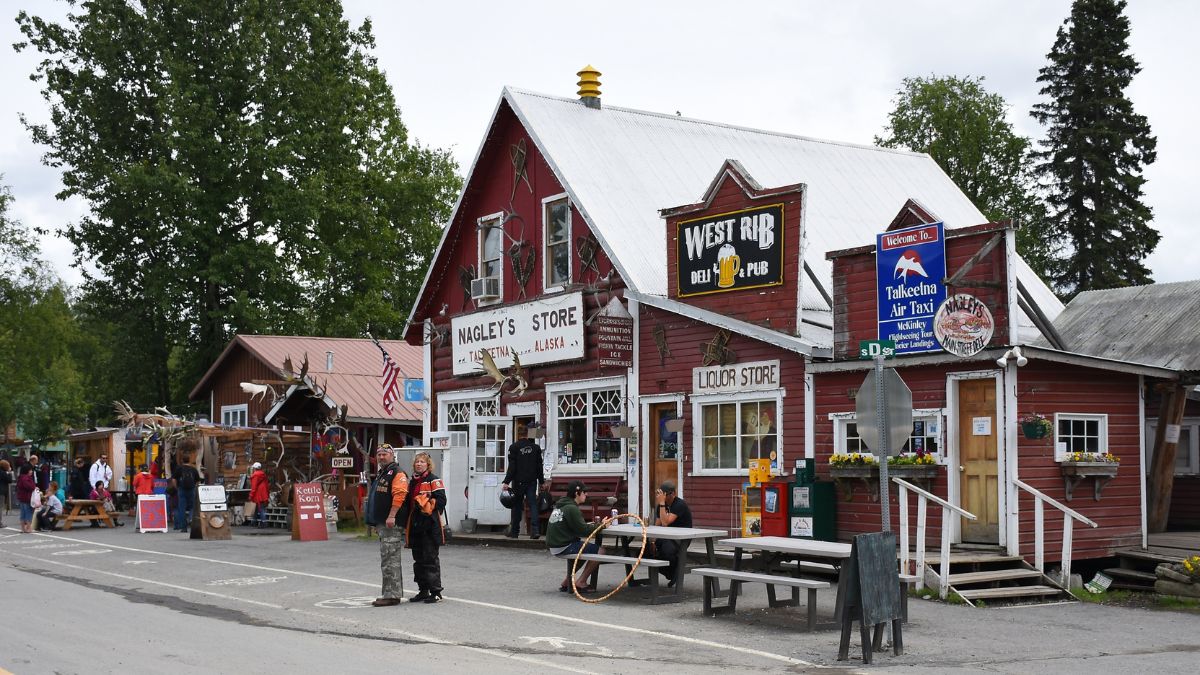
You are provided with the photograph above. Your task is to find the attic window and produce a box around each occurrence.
[543,194,571,288]
[477,213,504,303]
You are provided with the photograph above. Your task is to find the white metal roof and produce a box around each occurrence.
[508,88,1000,307]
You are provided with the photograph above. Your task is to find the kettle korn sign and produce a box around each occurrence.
[933,294,995,357]
[677,204,785,297]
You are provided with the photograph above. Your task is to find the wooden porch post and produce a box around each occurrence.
[1147,382,1187,533]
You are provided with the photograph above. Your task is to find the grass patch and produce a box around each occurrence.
[1071,587,1200,612]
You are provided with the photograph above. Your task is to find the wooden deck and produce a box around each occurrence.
[1144,531,1200,558]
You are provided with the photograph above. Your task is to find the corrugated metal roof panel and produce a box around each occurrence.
[509,89,991,296]
[1033,280,1200,372]
[238,336,423,422]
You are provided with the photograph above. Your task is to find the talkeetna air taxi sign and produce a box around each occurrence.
[876,222,946,355]
[677,204,785,297]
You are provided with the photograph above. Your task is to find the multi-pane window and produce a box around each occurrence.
[474,422,507,474]
[555,387,623,466]
[544,197,571,287]
[1146,419,1199,474]
[833,413,942,459]
[221,404,247,427]
[445,399,497,448]
[700,400,779,470]
[479,216,503,286]
[1054,413,1107,458]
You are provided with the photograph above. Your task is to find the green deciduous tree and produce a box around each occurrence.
[1030,0,1157,297]
[875,75,1057,279]
[0,179,89,442]
[16,0,460,407]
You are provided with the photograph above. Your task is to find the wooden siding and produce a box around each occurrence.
[210,346,285,426]
[663,175,803,331]
[831,224,1011,360]
[637,304,807,529]
[1169,476,1200,529]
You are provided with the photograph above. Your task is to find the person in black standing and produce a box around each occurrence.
[173,454,200,532]
[501,424,546,539]
[404,452,447,604]
[652,480,693,586]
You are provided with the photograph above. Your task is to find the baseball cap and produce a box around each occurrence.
[251,462,262,470]
[566,480,589,498]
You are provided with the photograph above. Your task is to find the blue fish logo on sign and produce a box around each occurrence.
[876,223,947,355]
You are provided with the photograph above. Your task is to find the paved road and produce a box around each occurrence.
[2,526,1198,674]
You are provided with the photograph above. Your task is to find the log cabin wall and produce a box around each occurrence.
[209,346,282,426]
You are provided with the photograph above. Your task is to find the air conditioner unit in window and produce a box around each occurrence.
[470,277,500,300]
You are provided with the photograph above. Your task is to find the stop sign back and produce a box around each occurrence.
[855,367,913,456]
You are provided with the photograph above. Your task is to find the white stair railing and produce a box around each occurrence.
[894,477,978,600]
[1013,479,1098,587]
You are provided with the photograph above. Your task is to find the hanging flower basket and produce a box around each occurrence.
[1020,413,1053,440]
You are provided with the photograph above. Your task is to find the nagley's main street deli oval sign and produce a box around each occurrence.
[933,294,995,357]
[451,292,585,375]
[694,359,781,395]
[676,204,785,297]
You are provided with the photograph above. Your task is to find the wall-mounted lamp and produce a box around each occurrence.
[996,346,1029,368]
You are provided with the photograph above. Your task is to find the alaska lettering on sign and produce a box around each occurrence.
[677,204,785,297]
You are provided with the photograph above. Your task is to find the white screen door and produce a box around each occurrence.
[468,417,512,525]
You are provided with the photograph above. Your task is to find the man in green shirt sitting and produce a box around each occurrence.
[546,480,606,593]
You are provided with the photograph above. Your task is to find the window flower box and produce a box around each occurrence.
[1060,455,1119,501]
[828,460,940,501]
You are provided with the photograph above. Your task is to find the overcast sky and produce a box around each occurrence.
[3,1,1195,288]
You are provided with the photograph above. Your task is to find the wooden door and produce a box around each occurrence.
[958,379,999,543]
[648,403,681,504]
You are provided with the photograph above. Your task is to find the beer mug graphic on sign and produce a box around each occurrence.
[717,243,741,288]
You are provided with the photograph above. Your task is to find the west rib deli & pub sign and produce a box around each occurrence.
[676,204,785,297]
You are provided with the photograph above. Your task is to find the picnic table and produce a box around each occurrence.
[691,536,851,628]
[592,523,728,603]
[60,499,116,530]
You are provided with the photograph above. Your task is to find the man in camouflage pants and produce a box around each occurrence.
[366,445,409,606]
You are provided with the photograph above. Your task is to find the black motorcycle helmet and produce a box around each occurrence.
[499,488,516,508]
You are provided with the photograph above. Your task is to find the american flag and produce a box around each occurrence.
[372,337,403,416]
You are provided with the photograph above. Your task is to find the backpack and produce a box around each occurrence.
[178,467,196,490]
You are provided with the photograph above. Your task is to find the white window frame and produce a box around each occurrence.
[1053,412,1109,461]
[1146,418,1199,475]
[438,389,500,448]
[546,376,626,473]
[221,404,248,428]
[476,211,505,306]
[828,409,947,463]
[691,390,785,477]
[542,193,572,291]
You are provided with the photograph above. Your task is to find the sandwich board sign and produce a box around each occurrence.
[292,482,329,541]
[136,494,169,533]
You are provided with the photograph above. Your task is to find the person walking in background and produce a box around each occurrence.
[89,454,113,489]
[501,423,547,539]
[27,454,50,492]
[173,454,200,532]
[35,480,64,531]
[404,452,447,604]
[365,444,408,607]
[0,458,12,528]
[16,464,36,533]
[248,462,269,527]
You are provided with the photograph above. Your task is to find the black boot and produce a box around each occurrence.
[411,589,431,603]
[423,592,442,604]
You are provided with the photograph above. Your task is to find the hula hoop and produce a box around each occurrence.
[570,513,647,603]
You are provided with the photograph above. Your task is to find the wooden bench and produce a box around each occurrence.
[574,553,672,603]
[61,499,116,530]
[537,476,626,531]
[692,567,831,630]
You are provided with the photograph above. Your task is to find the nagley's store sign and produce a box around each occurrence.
[451,292,585,375]
[693,359,781,395]
[677,204,785,297]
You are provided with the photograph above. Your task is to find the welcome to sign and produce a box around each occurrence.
[876,223,946,355]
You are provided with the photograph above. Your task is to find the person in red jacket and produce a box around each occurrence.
[249,462,270,528]
[130,465,154,516]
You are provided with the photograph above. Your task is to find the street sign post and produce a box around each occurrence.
[855,359,913,531]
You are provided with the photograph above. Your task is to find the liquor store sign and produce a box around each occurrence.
[693,359,781,395]
[451,292,585,375]
[677,204,785,297]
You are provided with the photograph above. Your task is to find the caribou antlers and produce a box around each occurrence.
[479,349,529,397]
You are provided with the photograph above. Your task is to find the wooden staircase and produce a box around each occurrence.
[929,548,1073,606]
[1105,548,1177,591]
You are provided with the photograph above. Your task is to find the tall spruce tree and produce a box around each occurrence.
[16,1,460,408]
[1031,0,1157,297]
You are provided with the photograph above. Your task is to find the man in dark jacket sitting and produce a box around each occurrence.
[546,481,606,593]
